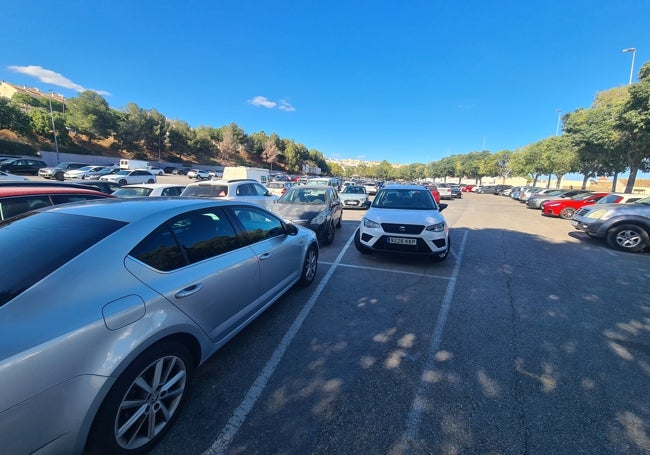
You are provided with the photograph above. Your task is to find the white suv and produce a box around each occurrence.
[181,179,279,210]
[355,184,450,261]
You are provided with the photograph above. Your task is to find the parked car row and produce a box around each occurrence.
[496,185,650,253]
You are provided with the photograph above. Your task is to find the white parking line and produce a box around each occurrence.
[397,229,468,453]
[320,261,453,280]
[203,232,357,455]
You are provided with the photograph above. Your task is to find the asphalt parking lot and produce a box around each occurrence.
[21,175,650,454]
[137,185,647,455]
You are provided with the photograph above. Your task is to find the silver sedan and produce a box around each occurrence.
[0,197,319,455]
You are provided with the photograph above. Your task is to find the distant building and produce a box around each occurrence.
[0,81,65,105]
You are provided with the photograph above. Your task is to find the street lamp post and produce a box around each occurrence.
[48,90,60,163]
[555,109,562,136]
[622,48,637,85]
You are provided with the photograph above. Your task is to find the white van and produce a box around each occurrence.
[221,166,270,184]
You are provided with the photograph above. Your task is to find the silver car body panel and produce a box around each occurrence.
[0,197,317,454]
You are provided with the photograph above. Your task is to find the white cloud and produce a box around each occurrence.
[8,65,111,96]
[248,95,295,112]
[248,96,277,109]
[278,99,295,112]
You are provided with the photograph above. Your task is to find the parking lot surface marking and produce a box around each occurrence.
[397,230,468,453]
[203,231,356,455]
[320,261,453,280]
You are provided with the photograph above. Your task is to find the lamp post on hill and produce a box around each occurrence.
[48,90,60,164]
[622,48,637,85]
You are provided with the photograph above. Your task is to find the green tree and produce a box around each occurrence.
[538,136,576,188]
[166,120,193,162]
[510,145,545,185]
[616,61,650,192]
[375,160,393,180]
[66,90,115,142]
[261,133,284,170]
[564,87,628,190]
[0,98,32,135]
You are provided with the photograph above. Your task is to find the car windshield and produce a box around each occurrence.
[341,186,365,194]
[373,189,435,210]
[570,192,594,200]
[181,185,228,197]
[633,196,650,204]
[279,188,327,204]
[112,187,153,197]
[0,212,127,307]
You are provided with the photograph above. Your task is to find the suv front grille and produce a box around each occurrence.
[381,223,424,234]
[575,208,590,216]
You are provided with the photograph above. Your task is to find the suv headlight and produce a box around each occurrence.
[425,222,447,232]
[363,217,380,229]
[585,209,607,219]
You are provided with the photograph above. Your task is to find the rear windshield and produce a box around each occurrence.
[182,185,228,197]
[0,212,127,307]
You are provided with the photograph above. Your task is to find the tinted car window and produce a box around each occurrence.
[50,194,107,204]
[252,183,269,196]
[161,186,184,196]
[181,185,228,197]
[130,208,241,271]
[232,206,285,243]
[0,212,127,307]
[0,196,52,220]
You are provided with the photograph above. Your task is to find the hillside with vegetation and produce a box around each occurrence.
[0,91,332,175]
[2,61,650,190]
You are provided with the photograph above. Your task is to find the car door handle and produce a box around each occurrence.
[259,252,271,260]
[175,283,203,299]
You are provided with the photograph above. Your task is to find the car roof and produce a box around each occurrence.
[381,184,428,190]
[0,186,109,197]
[42,197,256,222]
[289,185,330,189]
[120,183,185,189]
[186,179,257,186]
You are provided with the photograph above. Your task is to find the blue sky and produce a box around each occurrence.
[1,0,648,166]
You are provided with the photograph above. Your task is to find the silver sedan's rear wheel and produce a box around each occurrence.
[87,341,193,454]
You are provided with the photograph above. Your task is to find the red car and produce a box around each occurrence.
[461,184,474,192]
[541,192,608,219]
[425,184,441,203]
[0,185,112,220]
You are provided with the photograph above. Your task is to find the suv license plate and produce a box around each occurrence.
[387,237,417,245]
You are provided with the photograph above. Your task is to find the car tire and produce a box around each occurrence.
[605,224,649,253]
[430,235,451,262]
[297,244,318,287]
[119,179,128,185]
[87,341,193,455]
[559,207,575,219]
[354,228,372,254]
[55,172,64,181]
[336,215,342,229]
[147,179,155,184]
[322,221,335,245]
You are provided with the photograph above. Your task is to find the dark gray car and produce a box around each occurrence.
[272,185,343,245]
[572,196,650,252]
